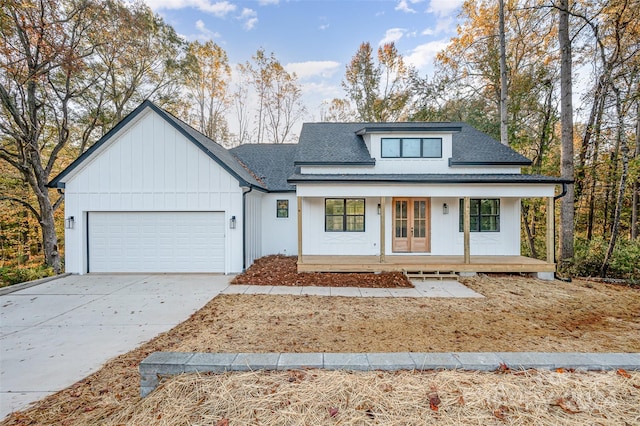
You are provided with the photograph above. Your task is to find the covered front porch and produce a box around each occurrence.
[295,191,558,278]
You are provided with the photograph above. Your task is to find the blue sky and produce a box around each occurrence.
[144,0,465,121]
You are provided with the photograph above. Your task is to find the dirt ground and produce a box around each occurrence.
[2,275,639,425]
[231,255,412,288]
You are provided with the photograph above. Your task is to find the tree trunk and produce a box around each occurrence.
[499,0,509,146]
[602,134,621,237]
[632,102,640,239]
[575,76,606,199]
[522,203,537,259]
[601,87,630,277]
[558,0,575,268]
[586,91,605,240]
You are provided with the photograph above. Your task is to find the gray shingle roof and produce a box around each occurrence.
[294,122,532,166]
[231,144,297,192]
[288,173,570,185]
[294,123,375,165]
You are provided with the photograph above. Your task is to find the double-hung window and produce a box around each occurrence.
[459,199,500,232]
[325,198,365,232]
[381,138,442,158]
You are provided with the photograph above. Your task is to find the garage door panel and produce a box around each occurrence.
[89,212,225,273]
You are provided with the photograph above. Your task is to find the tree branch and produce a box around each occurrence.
[0,196,42,221]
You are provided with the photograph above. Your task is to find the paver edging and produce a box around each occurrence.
[139,351,640,397]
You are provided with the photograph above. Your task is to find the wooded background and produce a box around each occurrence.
[1,0,638,282]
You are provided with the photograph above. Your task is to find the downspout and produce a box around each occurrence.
[552,182,571,282]
[554,182,568,200]
[242,185,253,272]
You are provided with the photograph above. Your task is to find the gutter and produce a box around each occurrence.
[242,185,253,272]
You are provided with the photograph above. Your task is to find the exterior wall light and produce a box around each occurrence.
[65,216,75,229]
[443,203,449,215]
[229,215,236,229]
[377,203,381,215]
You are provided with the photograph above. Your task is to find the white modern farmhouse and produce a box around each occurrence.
[49,101,569,279]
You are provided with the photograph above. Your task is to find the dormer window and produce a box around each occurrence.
[381,138,442,158]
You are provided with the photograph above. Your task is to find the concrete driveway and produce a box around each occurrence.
[0,273,231,419]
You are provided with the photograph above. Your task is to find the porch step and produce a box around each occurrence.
[403,270,459,281]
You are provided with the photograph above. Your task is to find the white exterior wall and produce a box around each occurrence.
[418,197,520,256]
[244,191,263,269]
[300,195,521,257]
[261,192,298,256]
[62,109,245,274]
[301,197,380,256]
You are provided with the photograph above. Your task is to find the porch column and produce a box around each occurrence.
[379,197,386,263]
[546,197,555,264]
[463,196,471,264]
[297,197,303,264]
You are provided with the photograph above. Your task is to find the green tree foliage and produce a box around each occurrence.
[342,42,417,122]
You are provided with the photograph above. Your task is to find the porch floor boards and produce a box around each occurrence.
[297,255,555,273]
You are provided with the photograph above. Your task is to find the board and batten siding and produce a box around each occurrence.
[62,109,244,274]
[244,191,262,269]
[261,193,299,256]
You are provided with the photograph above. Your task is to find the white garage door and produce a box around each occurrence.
[88,212,225,273]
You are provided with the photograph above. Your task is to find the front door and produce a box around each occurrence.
[392,198,431,253]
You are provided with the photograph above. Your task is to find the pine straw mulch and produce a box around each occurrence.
[3,275,640,425]
[103,369,640,425]
[230,255,413,288]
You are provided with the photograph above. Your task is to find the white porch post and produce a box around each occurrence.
[297,197,303,264]
[546,196,555,264]
[464,196,471,264]
[379,197,385,263]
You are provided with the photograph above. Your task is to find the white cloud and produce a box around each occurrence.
[427,0,464,17]
[379,28,405,45]
[285,61,341,80]
[395,0,419,13]
[421,16,455,36]
[243,17,258,30]
[258,0,279,4]
[195,19,221,37]
[405,40,450,73]
[238,8,258,30]
[145,0,236,17]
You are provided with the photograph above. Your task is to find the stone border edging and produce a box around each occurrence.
[0,273,71,296]
[139,351,640,397]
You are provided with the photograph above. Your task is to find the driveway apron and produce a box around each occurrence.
[0,274,230,419]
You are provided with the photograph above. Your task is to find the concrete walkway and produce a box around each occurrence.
[139,351,640,397]
[222,279,484,298]
[0,274,230,419]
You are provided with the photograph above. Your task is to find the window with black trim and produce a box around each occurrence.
[458,199,500,232]
[276,199,289,218]
[381,138,442,158]
[325,198,365,232]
